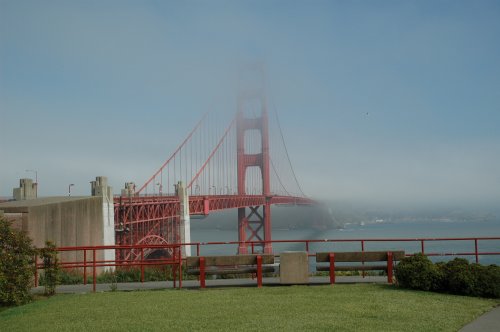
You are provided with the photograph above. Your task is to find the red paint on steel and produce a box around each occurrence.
[387,251,393,284]
[187,118,237,190]
[203,197,209,215]
[200,257,206,288]
[33,244,183,291]
[141,248,144,283]
[92,249,96,293]
[178,248,182,289]
[421,240,425,255]
[475,239,479,264]
[236,96,273,254]
[361,240,365,278]
[113,194,313,254]
[83,250,87,285]
[257,255,263,287]
[136,112,209,195]
[329,253,335,284]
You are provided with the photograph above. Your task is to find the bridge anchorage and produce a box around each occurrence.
[114,90,314,260]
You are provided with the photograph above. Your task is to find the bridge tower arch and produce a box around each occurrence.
[236,92,272,254]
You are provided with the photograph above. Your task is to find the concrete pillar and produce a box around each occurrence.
[90,176,115,267]
[176,181,191,257]
[121,182,136,197]
[13,178,37,200]
[280,251,309,284]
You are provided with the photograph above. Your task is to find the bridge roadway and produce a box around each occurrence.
[114,194,315,225]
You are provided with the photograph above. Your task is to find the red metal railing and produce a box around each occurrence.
[34,236,500,291]
[34,244,182,292]
[186,236,500,264]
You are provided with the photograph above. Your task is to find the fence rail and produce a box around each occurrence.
[186,236,500,264]
[35,236,500,292]
[34,244,183,292]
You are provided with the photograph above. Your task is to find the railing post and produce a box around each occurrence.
[387,251,393,284]
[257,255,263,287]
[421,240,425,255]
[140,248,144,283]
[178,247,182,289]
[329,253,335,284]
[305,241,309,253]
[475,239,479,264]
[83,249,87,285]
[199,257,206,288]
[361,240,365,278]
[196,243,200,256]
[34,253,38,288]
[173,252,177,289]
[92,249,96,293]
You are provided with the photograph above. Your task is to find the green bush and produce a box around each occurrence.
[440,258,476,296]
[474,264,500,298]
[394,254,443,291]
[0,217,36,306]
[439,259,500,298]
[395,255,500,298]
[40,241,59,296]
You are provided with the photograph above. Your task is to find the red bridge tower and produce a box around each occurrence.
[237,92,272,254]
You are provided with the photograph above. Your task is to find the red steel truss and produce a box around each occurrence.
[114,194,314,259]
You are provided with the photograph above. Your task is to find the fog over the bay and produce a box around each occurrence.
[1,1,499,213]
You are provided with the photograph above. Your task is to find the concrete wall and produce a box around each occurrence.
[1,196,115,271]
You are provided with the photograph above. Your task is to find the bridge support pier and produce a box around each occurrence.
[177,181,191,257]
[236,91,272,254]
[238,203,272,254]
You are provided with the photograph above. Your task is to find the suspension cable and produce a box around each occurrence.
[271,100,306,197]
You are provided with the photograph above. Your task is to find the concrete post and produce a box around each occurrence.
[13,178,37,200]
[121,182,136,197]
[176,181,191,257]
[90,176,115,268]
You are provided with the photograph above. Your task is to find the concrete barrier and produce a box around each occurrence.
[279,251,309,284]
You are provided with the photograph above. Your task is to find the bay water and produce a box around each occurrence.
[191,219,500,266]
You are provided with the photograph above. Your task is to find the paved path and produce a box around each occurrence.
[32,276,500,331]
[459,306,500,332]
[31,276,388,294]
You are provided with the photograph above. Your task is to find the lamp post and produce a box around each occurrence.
[68,184,75,196]
[25,169,38,197]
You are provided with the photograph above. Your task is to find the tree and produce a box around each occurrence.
[0,217,36,306]
[40,241,59,296]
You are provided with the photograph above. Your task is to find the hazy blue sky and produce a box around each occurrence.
[1,0,499,208]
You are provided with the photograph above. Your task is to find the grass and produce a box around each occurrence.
[1,284,498,332]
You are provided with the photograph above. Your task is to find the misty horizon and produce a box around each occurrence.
[1,1,499,212]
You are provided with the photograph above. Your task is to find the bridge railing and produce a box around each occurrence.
[185,236,500,265]
[34,244,183,292]
[34,237,500,292]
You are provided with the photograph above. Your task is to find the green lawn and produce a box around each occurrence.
[0,284,498,332]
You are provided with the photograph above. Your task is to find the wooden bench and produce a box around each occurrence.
[316,251,405,284]
[186,254,275,288]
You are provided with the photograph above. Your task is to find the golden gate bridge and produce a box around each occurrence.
[114,90,314,260]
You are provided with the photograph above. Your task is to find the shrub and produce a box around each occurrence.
[394,253,443,291]
[395,254,500,298]
[474,264,500,298]
[440,259,500,298]
[40,241,59,296]
[0,217,36,306]
[440,258,476,296]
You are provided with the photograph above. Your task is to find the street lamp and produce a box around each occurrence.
[68,184,75,196]
[25,169,38,197]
